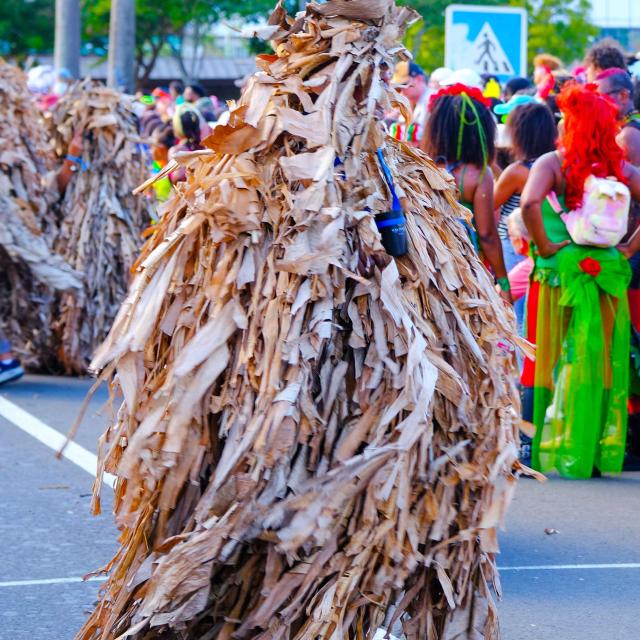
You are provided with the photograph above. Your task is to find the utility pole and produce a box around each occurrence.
[107,0,136,93]
[54,0,81,78]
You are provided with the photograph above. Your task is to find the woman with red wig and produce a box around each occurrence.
[521,82,640,478]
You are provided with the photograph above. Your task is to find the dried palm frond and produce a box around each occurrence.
[0,60,80,369]
[78,2,521,639]
[49,80,153,374]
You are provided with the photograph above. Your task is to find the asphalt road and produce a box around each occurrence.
[2,375,640,640]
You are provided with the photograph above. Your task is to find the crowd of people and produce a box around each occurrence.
[389,38,640,479]
[4,37,640,481]
[26,69,230,195]
[132,80,229,191]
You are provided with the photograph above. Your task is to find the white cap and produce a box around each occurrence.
[430,67,453,85]
[441,68,483,89]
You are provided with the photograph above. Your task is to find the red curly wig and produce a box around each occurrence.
[556,82,626,209]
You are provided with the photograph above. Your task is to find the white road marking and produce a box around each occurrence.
[2,391,639,593]
[0,576,108,588]
[500,563,640,571]
[2,563,640,590]
[0,396,115,488]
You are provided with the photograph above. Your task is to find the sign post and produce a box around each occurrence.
[445,5,528,81]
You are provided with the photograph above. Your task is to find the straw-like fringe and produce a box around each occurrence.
[0,60,80,369]
[79,2,520,638]
[48,80,154,374]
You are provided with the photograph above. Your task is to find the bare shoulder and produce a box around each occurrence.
[500,161,529,182]
[619,127,640,165]
[530,151,562,182]
[534,151,560,170]
[481,164,494,183]
[499,162,521,178]
[619,125,640,142]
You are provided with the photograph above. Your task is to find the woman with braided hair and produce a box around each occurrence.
[522,81,640,478]
[426,84,511,302]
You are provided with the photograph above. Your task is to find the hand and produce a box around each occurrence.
[617,243,635,259]
[499,288,513,304]
[537,239,570,258]
[68,128,84,157]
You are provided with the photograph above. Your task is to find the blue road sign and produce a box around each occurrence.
[445,5,528,81]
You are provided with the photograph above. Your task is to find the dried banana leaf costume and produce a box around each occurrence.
[49,80,153,374]
[80,2,520,639]
[0,61,80,369]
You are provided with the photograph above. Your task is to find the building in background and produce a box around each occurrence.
[591,0,640,51]
[32,21,263,98]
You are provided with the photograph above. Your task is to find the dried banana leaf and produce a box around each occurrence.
[79,2,520,639]
[49,80,153,374]
[0,60,79,369]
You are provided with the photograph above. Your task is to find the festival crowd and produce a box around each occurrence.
[3,38,640,481]
[390,39,640,479]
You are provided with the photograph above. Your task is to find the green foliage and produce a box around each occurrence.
[403,0,598,74]
[510,0,598,68]
[1,0,598,77]
[82,0,290,81]
[399,0,501,70]
[0,0,54,59]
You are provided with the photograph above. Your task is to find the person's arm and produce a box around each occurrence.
[521,153,570,258]
[618,127,640,166]
[617,163,640,257]
[493,162,526,210]
[473,169,512,303]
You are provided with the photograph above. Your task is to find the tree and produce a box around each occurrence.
[54,0,81,77]
[400,0,501,71]
[0,0,54,60]
[107,0,135,92]
[402,0,598,74]
[512,0,598,69]
[83,0,289,86]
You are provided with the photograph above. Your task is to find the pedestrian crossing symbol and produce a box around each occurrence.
[473,22,515,76]
[445,5,527,81]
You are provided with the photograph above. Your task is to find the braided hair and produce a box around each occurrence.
[426,85,496,168]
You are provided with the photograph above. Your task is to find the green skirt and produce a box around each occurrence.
[532,245,631,478]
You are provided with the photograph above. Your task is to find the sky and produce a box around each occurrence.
[590,0,640,28]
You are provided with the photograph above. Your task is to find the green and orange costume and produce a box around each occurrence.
[529,195,631,477]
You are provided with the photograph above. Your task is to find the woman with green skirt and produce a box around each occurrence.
[521,82,640,478]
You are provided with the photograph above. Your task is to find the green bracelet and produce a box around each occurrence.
[497,276,511,292]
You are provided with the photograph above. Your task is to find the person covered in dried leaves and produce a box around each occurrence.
[521,82,640,478]
[426,83,512,303]
[0,126,85,386]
